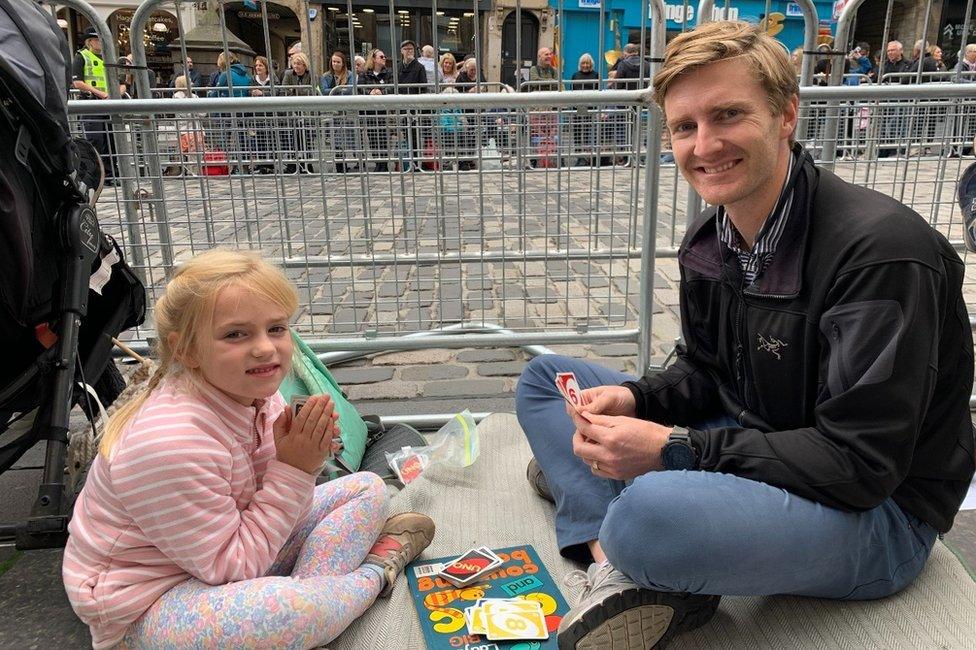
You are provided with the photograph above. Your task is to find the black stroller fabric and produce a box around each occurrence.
[0,0,145,474]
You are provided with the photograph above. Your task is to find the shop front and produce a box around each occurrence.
[555,0,835,80]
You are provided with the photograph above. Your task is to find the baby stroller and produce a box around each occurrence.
[0,0,145,549]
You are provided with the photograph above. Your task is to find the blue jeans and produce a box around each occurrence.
[515,355,939,599]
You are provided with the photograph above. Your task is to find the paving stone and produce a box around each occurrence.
[476,361,527,377]
[456,348,516,363]
[590,343,639,357]
[580,274,610,288]
[466,277,493,290]
[439,283,463,300]
[400,365,469,381]
[309,300,336,315]
[378,282,407,298]
[423,378,510,397]
[401,308,433,329]
[348,381,422,401]
[526,286,558,304]
[329,367,395,385]
[440,301,465,321]
[545,344,589,358]
[586,357,635,374]
[373,349,455,365]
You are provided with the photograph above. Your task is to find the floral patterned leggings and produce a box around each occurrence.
[122,472,389,649]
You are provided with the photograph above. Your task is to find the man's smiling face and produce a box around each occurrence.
[664,58,796,216]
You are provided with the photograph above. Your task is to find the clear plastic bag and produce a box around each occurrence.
[385,410,479,484]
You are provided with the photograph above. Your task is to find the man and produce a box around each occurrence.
[287,41,302,67]
[879,40,913,82]
[953,44,976,157]
[169,56,202,88]
[956,43,976,80]
[515,21,974,650]
[911,39,938,81]
[396,39,428,92]
[612,42,647,89]
[72,28,117,184]
[393,40,428,171]
[843,41,872,85]
[418,44,437,85]
[527,46,559,91]
[878,40,914,157]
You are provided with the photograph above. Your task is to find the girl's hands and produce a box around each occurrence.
[273,395,340,475]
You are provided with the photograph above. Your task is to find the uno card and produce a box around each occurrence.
[437,547,502,586]
[465,605,487,635]
[290,394,310,417]
[555,372,594,423]
[483,600,549,640]
[391,451,430,484]
[477,546,502,563]
[554,372,583,408]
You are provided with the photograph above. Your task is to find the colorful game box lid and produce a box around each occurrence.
[406,544,570,649]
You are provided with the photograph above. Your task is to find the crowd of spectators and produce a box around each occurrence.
[104,36,976,174]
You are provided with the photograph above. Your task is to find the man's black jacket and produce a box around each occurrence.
[624,149,975,533]
[396,58,428,93]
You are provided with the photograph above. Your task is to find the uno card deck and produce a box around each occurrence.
[408,544,570,649]
[390,450,430,484]
[437,547,502,586]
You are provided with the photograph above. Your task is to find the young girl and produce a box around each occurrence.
[63,250,434,649]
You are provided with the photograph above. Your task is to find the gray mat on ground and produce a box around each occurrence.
[330,412,976,649]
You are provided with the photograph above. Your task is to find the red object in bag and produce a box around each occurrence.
[536,138,558,168]
[423,138,440,171]
[203,150,229,176]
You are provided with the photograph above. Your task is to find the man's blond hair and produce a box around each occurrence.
[653,21,798,117]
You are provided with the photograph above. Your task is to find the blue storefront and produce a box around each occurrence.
[555,0,836,79]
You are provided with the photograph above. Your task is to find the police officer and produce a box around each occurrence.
[72,27,117,184]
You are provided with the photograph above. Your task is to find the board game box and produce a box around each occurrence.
[406,544,571,649]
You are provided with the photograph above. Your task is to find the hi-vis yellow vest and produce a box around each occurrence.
[80,48,108,92]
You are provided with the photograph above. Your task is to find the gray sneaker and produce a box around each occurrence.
[526,457,554,503]
[557,563,720,649]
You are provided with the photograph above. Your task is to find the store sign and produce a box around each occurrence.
[832,0,850,21]
[655,4,738,24]
[786,2,803,16]
[579,0,600,7]
[237,10,281,19]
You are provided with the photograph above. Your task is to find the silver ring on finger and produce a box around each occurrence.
[591,459,599,472]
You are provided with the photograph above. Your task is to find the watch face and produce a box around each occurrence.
[664,442,696,471]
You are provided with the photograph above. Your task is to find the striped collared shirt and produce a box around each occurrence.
[716,152,797,286]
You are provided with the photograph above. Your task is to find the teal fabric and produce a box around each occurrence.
[278,332,368,472]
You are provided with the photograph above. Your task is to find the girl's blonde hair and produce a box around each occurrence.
[290,52,310,69]
[99,249,299,457]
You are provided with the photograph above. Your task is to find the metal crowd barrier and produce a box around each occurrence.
[68,89,664,377]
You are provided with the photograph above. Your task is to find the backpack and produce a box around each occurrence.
[278,332,369,473]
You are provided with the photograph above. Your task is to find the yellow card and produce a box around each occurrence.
[484,601,549,640]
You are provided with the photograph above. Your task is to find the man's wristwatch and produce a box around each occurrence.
[661,426,698,471]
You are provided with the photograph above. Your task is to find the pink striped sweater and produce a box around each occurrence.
[62,377,315,649]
